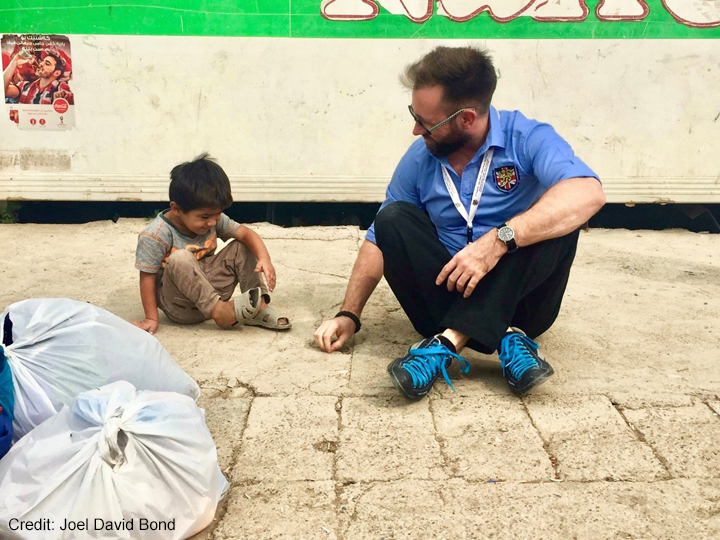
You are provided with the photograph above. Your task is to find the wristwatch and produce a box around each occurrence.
[497,223,518,253]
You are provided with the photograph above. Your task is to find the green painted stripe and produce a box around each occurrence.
[0,0,718,38]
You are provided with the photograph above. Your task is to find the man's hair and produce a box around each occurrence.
[45,52,64,76]
[401,46,497,113]
[169,153,233,212]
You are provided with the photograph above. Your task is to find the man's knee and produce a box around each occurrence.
[376,202,419,228]
[375,202,423,245]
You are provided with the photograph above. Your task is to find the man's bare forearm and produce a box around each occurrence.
[340,240,384,316]
[508,177,605,248]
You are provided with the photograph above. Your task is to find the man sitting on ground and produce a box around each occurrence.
[315,46,605,399]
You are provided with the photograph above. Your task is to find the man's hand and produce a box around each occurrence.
[255,258,276,291]
[131,318,159,335]
[12,54,29,67]
[53,89,69,100]
[314,316,357,353]
[436,229,507,298]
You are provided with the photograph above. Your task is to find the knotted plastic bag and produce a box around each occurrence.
[1,298,200,442]
[0,381,228,539]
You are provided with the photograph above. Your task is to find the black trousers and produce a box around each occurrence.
[374,202,580,354]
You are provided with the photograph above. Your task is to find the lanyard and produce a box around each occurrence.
[441,148,494,244]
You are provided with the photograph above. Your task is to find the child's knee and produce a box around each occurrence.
[165,249,197,275]
[228,240,257,264]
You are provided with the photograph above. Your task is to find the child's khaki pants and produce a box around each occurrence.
[157,240,268,325]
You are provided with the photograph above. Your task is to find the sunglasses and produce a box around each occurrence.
[408,105,474,136]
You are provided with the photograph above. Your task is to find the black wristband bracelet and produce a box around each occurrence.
[335,311,361,333]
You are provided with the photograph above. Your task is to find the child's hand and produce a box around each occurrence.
[255,258,276,292]
[132,318,159,335]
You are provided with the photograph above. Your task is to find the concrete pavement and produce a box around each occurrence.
[2,220,719,539]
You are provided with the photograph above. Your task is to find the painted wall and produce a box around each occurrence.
[1,2,719,203]
[3,1,719,37]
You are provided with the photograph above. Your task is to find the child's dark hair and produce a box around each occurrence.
[169,153,233,212]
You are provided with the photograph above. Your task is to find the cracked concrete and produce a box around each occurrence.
[1,220,719,539]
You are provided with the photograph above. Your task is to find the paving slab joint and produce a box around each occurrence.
[336,481,369,536]
[520,399,563,481]
[610,400,674,480]
[612,394,709,410]
[200,396,257,538]
[332,396,344,474]
[701,400,720,418]
[222,382,257,399]
[346,344,355,387]
[199,377,258,399]
[332,396,345,540]
[428,395,454,477]
[281,262,350,280]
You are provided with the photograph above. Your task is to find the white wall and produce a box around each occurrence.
[2,36,719,202]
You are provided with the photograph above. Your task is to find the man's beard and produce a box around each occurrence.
[423,127,471,157]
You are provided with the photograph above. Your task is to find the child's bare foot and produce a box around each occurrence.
[210,300,237,328]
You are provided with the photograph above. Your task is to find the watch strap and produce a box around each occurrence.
[499,223,518,254]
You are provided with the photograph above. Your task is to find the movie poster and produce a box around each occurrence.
[2,34,74,131]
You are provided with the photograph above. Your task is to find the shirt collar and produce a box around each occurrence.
[160,209,197,239]
[470,106,505,163]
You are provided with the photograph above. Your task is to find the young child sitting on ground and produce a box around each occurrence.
[132,153,290,334]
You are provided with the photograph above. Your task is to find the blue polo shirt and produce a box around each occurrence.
[365,107,599,255]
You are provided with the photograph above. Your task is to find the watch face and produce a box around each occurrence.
[498,226,514,242]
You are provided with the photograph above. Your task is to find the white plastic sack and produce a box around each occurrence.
[0,381,228,540]
[1,298,200,441]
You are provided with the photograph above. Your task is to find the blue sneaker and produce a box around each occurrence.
[387,335,470,400]
[498,330,554,395]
